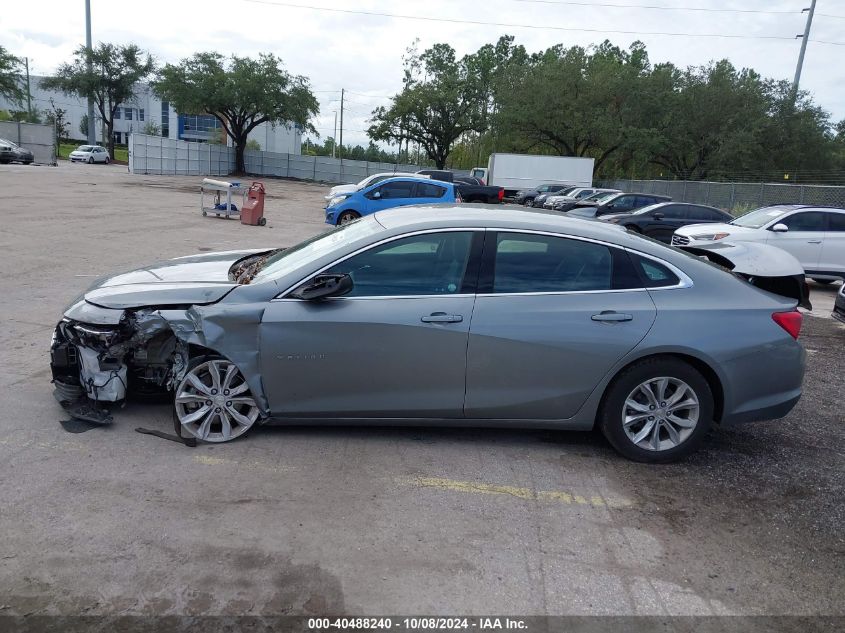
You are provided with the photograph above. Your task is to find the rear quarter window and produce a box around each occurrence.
[630,254,681,288]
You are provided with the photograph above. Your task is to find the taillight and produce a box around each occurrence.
[772,310,802,339]
[497,188,504,202]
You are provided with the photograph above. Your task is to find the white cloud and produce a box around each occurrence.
[3,0,843,147]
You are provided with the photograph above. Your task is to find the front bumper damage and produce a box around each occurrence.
[50,300,271,427]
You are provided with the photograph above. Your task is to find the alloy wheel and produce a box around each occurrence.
[622,377,699,451]
[174,359,260,442]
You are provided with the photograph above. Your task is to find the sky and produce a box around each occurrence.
[2,0,844,148]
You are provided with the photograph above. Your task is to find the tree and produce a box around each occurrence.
[44,98,70,143]
[368,43,488,168]
[79,114,89,138]
[154,52,319,172]
[0,45,24,106]
[41,43,154,157]
[142,120,161,136]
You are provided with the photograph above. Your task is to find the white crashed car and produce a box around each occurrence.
[324,172,429,204]
[673,205,845,283]
[69,145,111,164]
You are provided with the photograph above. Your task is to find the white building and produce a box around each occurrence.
[2,77,302,154]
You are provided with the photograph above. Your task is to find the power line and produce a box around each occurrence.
[242,0,845,44]
[511,0,800,15]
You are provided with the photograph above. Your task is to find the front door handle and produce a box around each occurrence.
[807,240,822,244]
[421,312,463,323]
[591,311,633,322]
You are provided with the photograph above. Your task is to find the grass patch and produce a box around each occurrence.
[58,142,128,163]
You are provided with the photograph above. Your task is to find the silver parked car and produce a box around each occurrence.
[50,206,807,462]
[69,145,110,164]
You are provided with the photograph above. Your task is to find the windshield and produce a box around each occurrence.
[78,145,94,151]
[731,207,787,229]
[251,217,382,283]
[586,191,616,202]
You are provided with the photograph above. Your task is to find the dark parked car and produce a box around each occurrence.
[453,175,505,204]
[532,186,579,208]
[0,138,34,164]
[566,193,672,216]
[599,202,734,243]
[514,183,572,206]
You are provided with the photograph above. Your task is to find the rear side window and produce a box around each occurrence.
[630,253,681,288]
[375,181,415,199]
[416,183,447,198]
[825,212,845,231]
[659,205,688,219]
[488,233,641,294]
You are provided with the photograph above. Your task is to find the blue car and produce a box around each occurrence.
[325,177,460,225]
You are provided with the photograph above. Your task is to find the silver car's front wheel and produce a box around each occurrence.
[622,377,700,451]
[174,359,260,442]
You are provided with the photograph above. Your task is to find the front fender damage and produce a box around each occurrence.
[51,302,269,425]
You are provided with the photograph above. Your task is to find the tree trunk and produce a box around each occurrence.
[234,137,246,174]
[106,119,115,157]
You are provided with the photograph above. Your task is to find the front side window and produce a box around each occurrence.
[372,181,415,199]
[575,189,595,199]
[323,232,474,297]
[659,205,688,219]
[416,183,446,198]
[490,233,639,294]
[780,212,825,232]
[608,196,637,211]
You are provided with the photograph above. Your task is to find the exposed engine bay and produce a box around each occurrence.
[50,309,188,423]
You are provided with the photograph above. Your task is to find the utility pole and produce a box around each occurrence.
[85,0,95,144]
[24,57,32,119]
[792,0,817,94]
[338,88,344,160]
[332,111,337,158]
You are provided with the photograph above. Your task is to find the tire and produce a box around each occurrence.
[598,357,714,463]
[87,156,93,164]
[173,356,261,443]
[523,199,534,207]
[811,278,835,284]
[104,156,110,164]
[337,210,360,225]
[258,217,267,226]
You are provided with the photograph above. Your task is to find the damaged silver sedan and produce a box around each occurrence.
[51,206,808,462]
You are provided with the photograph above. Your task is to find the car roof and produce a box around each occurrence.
[373,204,654,247]
[372,176,451,187]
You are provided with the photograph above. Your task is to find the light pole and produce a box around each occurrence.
[332,111,337,158]
[792,0,817,95]
[85,0,95,144]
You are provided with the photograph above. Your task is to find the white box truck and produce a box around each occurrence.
[472,153,595,198]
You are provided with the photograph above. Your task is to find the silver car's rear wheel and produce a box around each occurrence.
[174,359,259,442]
[622,377,700,451]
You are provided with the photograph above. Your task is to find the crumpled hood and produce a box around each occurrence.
[76,249,271,310]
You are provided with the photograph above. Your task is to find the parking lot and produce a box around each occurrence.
[0,162,843,616]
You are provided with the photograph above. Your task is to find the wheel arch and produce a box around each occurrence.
[595,352,725,425]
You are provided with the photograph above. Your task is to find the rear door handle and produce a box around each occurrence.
[421,312,463,323]
[807,240,822,244]
[591,311,633,322]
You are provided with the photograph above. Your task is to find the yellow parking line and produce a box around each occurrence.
[191,453,294,474]
[401,476,633,508]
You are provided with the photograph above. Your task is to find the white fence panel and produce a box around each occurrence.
[0,121,56,165]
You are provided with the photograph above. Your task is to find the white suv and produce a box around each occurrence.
[673,205,845,282]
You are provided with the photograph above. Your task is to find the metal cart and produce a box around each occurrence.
[200,178,245,220]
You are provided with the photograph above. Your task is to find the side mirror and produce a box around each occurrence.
[652,212,665,220]
[372,191,382,199]
[771,223,789,233]
[290,274,354,301]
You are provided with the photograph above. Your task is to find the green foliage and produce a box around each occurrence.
[0,109,42,123]
[41,43,155,156]
[0,45,24,106]
[44,98,70,143]
[368,41,489,168]
[302,137,411,164]
[245,139,261,151]
[153,52,318,172]
[79,113,88,137]
[370,37,844,183]
[142,120,161,136]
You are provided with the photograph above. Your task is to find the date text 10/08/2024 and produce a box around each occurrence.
[307,618,528,630]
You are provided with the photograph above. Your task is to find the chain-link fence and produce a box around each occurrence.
[598,179,845,212]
